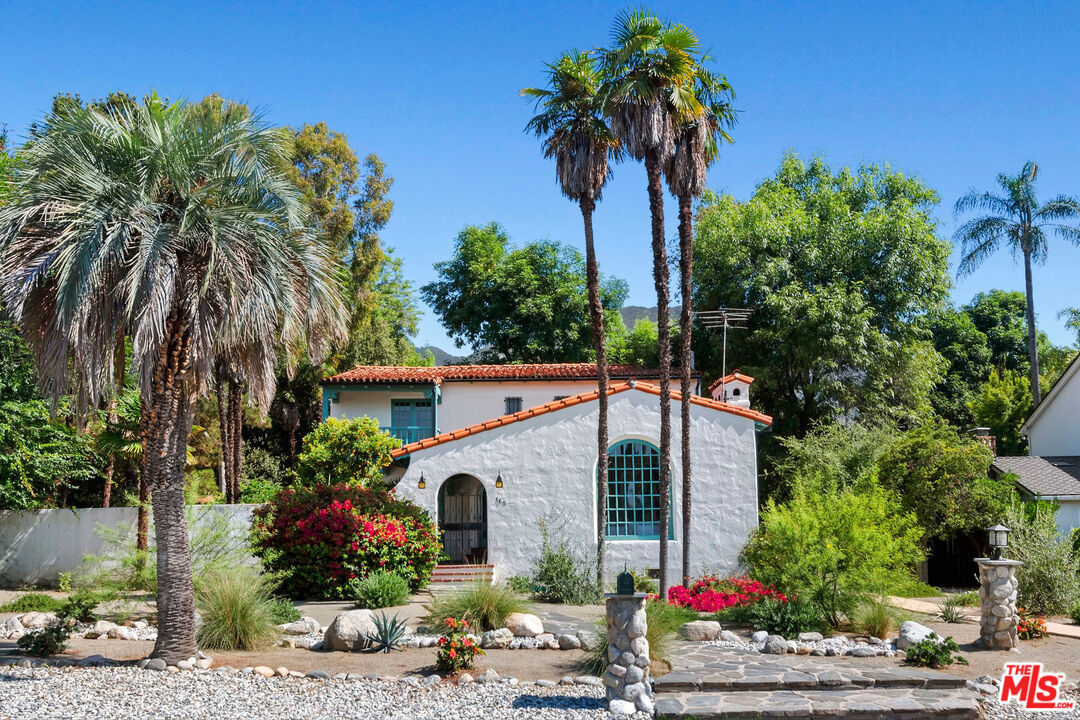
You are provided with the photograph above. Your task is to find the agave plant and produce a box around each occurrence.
[362,611,408,653]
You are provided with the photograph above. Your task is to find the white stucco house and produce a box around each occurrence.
[993,354,1080,537]
[320,363,771,582]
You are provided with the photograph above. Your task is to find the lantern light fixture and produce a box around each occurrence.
[987,524,1010,559]
[417,472,426,490]
[495,471,503,489]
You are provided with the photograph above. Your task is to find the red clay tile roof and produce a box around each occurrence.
[324,363,695,385]
[391,380,771,458]
[707,370,756,393]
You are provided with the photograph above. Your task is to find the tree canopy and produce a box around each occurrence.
[422,223,627,362]
[693,153,952,439]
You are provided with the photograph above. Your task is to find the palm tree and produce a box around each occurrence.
[0,95,342,662]
[524,50,622,588]
[1059,307,1080,347]
[603,7,705,598]
[955,162,1080,405]
[664,67,736,587]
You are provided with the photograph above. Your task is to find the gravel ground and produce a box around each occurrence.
[0,666,648,720]
[982,691,1080,720]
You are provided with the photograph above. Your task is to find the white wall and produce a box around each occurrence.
[1055,500,1080,538]
[0,505,255,588]
[394,389,760,582]
[330,387,430,426]
[1027,368,1080,456]
[330,380,609,433]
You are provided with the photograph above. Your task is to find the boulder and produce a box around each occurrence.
[763,636,788,655]
[480,628,513,649]
[476,668,500,684]
[108,626,137,641]
[577,630,601,650]
[253,666,275,678]
[897,620,937,650]
[557,633,581,650]
[797,632,823,642]
[19,612,56,629]
[324,610,377,652]
[751,630,769,644]
[306,670,331,679]
[678,620,722,641]
[536,632,559,649]
[457,673,474,685]
[281,616,321,636]
[609,699,636,716]
[720,630,741,643]
[144,658,167,672]
[87,620,118,639]
[2,617,25,637]
[504,612,544,637]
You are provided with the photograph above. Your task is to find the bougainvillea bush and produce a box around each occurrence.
[252,484,443,599]
[666,575,787,613]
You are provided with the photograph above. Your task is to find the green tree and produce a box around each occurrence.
[967,369,1033,455]
[523,49,621,586]
[1059,307,1080,346]
[954,161,1080,406]
[876,422,1011,542]
[608,318,660,367]
[422,223,627,362]
[742,485,924,627]
[294,417,400,489]
[0,96,343,662]
[603,8,708,598]
[773,421,895,500]
[694,153,951,441]
[926,306,993,428]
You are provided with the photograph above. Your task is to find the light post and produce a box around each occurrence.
[976,522,1022,649]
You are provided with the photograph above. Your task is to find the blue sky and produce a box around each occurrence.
[3,1,1079,352]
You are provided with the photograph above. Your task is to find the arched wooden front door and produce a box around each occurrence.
[438,474,487,564]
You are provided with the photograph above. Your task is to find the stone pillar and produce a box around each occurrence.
[604,594,651,716]
[976,558,1023,649]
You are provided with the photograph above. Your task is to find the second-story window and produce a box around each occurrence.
[504,396,523,414]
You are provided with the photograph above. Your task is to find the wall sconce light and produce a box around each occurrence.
[418,472,426,490]
[495,471,504,489]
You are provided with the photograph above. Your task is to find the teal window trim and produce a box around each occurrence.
[601,439,674,541]
[318,382,439,421]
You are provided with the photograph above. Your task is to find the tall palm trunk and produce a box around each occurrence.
[1022,246,1042,406]
[676,193,694,587]
[645,150,673,600]
[145,310,198,663]
[102,332,127,507]
[215,369,230,498]
[227,377,243,502]
[581,197,610,588]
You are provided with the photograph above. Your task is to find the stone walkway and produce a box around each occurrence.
[889,596,1080,640]
[653,642,982,719]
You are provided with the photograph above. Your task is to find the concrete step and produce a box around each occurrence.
[654,687,981,719]
[654,666,968,694]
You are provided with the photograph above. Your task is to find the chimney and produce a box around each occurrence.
[969,427,997,456]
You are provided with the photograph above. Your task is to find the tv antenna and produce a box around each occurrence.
[697,308,751,401]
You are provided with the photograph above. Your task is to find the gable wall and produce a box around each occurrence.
[394,390,759,581]
[1028,371,1080,456]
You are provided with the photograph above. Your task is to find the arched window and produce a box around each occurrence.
[604,440,671,540]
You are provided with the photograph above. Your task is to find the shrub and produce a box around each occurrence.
[240,476,284,504]
[854,595,900,637]
[0,592,65,613]
[887,576,941,598]
[904,634,966,668]
[294,417,400,489]
[1017,608,1048,640]
[239,441,288,503]
[436,617,483,672]
[267,597,300,624]
[954,591,980,607]
[667,575,786,613]
[506,575,534,595]
[530,516,601,604]
[1004,498,1080,615]
[424,583,528,632]
[352,570,410,609]
[195,572,280,651]
[628,568,658,594]
[252,483,442,599]
[15,595,96,656]
[937,595,967,624]
[741,486,924,627]
[1070,601,1080,625]
[747,597,824,636]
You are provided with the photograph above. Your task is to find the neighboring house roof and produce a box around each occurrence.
[707,370,755,394]
[1020,352,1080,435]
[991,456,1080,498]
[323,363,696,386]
[391,380,772,458]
